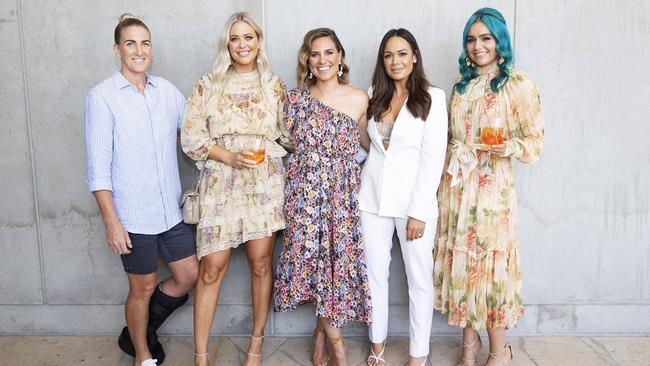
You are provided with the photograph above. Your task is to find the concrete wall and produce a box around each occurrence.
[0,0,648,336]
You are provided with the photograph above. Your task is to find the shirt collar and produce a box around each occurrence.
[112,71,157,89]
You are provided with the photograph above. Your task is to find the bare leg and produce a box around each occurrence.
[162,254,199,296]
[126,273,157,365]
[486,327,512,366]
[312,319,329,366]
[243,235,276,366]
[193,250,232,366]
[457,327,482,366]
[318,317,347,366]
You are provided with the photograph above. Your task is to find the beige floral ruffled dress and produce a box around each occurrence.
[181,70,289,259]
[434,63,544,330]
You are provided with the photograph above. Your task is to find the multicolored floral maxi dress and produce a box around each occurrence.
[274,88,372,327]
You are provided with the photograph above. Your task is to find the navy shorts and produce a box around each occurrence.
[121,222,196,275]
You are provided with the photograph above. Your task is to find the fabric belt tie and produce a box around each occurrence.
[447,139,478,187]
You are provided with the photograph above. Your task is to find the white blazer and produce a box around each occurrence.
[359,86,448,223]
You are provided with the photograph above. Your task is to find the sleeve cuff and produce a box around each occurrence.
[406,209,429,223]
[500,140,520,158]
[88,177,113,193]
[202,139,217,160]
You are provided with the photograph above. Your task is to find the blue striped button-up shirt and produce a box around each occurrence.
[85,71,186,234]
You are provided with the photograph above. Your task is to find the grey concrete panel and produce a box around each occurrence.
[0,1,43,304]
[162,303,267,336]
[573,305,650,335]
[515,1,650,304]
[536,304,650,335]
[6,303,645,336]
[0,226,43,304]
[39,212,128,304]
[17,0,261,304]
[217,247,255,304]
[0,305,650,336]
[0,304,252,336]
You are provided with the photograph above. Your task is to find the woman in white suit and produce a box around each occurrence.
[360,28,447,366]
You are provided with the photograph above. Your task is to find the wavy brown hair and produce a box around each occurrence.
[367,29,432,122]
[296,28,349,88]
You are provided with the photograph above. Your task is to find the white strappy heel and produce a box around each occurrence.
[367,342,386,365]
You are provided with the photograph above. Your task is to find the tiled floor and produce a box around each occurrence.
[1,335,648,365]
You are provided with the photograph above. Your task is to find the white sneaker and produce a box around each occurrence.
[140,359,157,366]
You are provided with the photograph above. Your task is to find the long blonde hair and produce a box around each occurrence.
[296,28,349,89]
[208,12,275,109]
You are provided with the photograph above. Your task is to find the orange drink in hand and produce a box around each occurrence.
[242,138,265,164]
[480,127,504,146]
[481,117,505,146]
[243,148,265,164]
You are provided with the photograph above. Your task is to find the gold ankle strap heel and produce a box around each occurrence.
[486,343,513,366]
[457,333,482,366]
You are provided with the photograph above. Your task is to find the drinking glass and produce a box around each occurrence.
[242,138,265,164]
[480,117,504,146]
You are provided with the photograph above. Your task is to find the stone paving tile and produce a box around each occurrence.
[0,336,118,365]
[430,336,463,365]
[273,337,313,365]
[1,336,649,365]
[583,336,650,366]
[517,337,613,366]
[229,336,288,363]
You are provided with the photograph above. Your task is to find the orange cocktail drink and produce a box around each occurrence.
[480,127,504,146]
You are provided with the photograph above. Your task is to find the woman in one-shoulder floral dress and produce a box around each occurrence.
[273,27,372,366]
[274,88,371,326]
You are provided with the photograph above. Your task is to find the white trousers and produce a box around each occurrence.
[361,210,435,357]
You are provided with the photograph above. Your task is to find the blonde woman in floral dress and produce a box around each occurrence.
[434,8,543,366]
[181,12,289,366]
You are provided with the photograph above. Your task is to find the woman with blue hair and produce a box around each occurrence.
[434,8,544,366]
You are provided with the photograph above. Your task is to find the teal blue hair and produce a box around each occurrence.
[455,8,513,95]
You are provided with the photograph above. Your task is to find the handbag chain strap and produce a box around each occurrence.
[192,161,207,194]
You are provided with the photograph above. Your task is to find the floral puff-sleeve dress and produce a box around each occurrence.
[273,88,372,327]
[181,70,289,259]
[434,64,544,331]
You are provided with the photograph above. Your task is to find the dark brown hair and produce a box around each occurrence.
[367,29,432,121]
[296,28,349,88]
[113,13,150,44]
